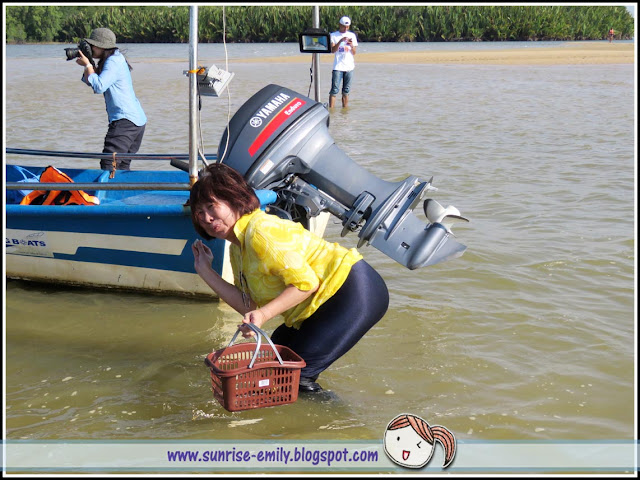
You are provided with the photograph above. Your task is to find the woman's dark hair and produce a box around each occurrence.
[96,48,132,74]
[189,163,260,240]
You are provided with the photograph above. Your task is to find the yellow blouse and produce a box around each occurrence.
[230,209,362,328]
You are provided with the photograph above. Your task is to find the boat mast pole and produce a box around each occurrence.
[188,6,199,185]
[312,6,321,102]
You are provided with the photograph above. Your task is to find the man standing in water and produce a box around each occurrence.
[329,16,358,109]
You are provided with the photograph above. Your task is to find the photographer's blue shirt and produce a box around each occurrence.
[83,50,147,127]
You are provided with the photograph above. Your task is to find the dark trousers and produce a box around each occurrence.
[270,259,389,380]
[101,118,146,171]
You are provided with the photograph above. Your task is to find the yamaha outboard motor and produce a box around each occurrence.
[218,84,467,270]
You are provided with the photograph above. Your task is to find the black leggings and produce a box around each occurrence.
[270,259,389,379]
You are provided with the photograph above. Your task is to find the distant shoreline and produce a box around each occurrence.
[6,41,634,66]
[240,42,634,65]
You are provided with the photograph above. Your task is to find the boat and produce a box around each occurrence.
[5,7,467,299]
[5,159,279,297]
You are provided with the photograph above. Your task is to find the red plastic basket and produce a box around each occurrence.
[204,323,306,412]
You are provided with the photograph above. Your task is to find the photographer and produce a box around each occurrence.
[74,28,147,171]
[328,16,358,109]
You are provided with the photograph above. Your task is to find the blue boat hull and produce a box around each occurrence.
[5,166,230,298]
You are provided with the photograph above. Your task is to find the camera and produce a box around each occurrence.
[64,39,95,67]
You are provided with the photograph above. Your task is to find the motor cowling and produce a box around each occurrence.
[218,84,467,269]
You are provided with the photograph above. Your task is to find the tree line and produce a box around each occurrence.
[5,5,634,44]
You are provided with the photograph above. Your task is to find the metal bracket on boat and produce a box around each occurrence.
[341,192,374,237]
[277,176,348,219]
[184,65,234,97]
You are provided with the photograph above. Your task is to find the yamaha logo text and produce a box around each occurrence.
[249,92,292,127]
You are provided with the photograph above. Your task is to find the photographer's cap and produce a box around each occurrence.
[339,16,351,26]
[85,28,117,49]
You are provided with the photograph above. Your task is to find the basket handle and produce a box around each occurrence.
[228,323,284,369]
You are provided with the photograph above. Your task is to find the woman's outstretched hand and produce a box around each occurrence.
[192,239,214,276]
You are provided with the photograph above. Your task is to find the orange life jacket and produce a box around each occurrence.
[19,166,100,206]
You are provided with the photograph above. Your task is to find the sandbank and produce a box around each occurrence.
[241,42,634,65]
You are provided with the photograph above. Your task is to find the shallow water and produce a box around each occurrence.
[4,42,636,451]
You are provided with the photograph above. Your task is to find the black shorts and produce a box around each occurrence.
[101,118,146,171]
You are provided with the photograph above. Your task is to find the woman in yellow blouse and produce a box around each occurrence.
[190,163,389,392]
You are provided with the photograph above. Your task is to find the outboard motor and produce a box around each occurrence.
[218,84,467,270]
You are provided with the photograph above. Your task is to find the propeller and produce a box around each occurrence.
[423,199,469,232]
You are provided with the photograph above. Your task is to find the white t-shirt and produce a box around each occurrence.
[330,31,358,71]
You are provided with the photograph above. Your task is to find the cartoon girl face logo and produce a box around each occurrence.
[383,414,456,469]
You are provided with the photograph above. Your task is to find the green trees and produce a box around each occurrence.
[5,5,634,44]
[6,5,64,43]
